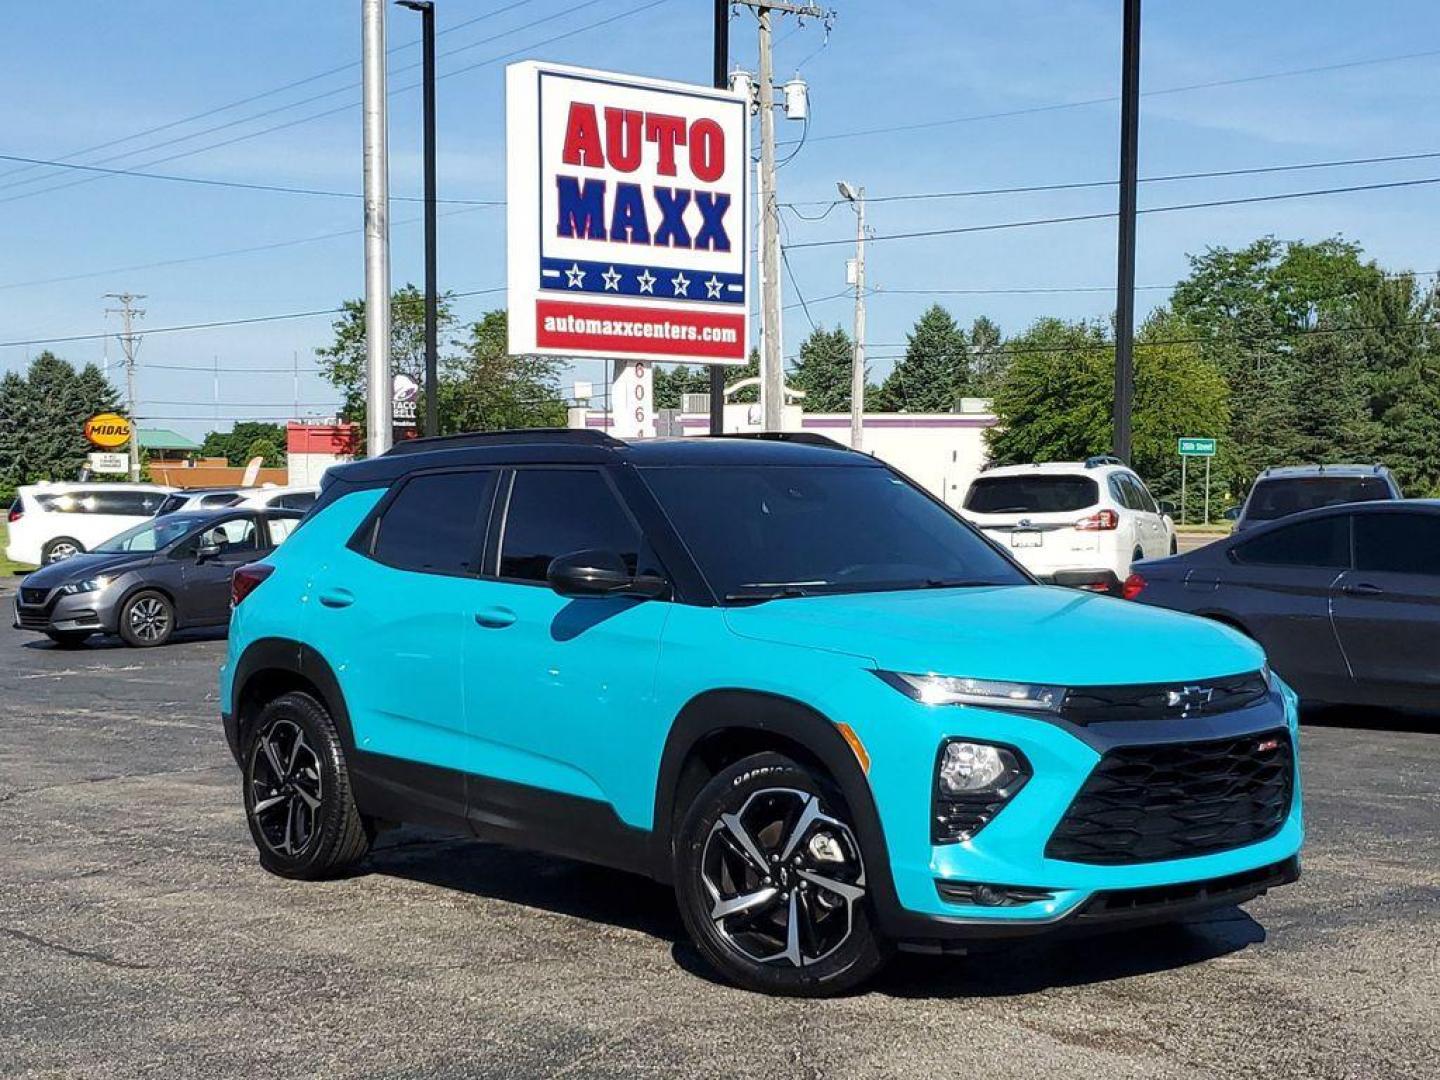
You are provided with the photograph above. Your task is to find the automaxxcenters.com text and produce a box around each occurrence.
[535,299,746,360]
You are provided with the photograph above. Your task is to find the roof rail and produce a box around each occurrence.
[380,428,624,457]
[1084,454,1126,469]
[700,431,857,452]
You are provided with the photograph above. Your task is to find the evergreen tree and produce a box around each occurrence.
[967,315,1006,397]
[788,327,855,411]
[653,364,711,409]
[201,422,288,466]
[0,353,121,493]
[878,304,969,412]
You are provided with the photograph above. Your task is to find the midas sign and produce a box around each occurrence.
[506,62,750,365]
[84,412,132,449]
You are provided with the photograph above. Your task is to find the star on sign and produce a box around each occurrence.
[704,275,724,299]
[636,268,657,294]
[601,266,622,291]
[564,263,586,288]
[671,271,691,296]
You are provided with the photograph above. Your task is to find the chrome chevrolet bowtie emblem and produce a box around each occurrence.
[1167,685,1214,712]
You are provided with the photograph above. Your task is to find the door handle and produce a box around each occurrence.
[1341,582,1383,596]
[318,588,354,608]
[474,606,517,629]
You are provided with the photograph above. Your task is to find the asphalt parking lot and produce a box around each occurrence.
[2,577,1438,1080]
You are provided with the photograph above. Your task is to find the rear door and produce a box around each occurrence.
[1221,514,1354,700]
[1124,474,1169,558]
[461,466,670,831]
[1331,509,1440,707]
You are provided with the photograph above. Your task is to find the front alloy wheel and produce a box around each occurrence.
[674,752,890,996]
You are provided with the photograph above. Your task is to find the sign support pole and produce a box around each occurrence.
[708,0,729,436]
[1204,456,1211,525]
[1180,454,1187,526]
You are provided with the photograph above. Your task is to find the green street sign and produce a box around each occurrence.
[1178,437,1217,457]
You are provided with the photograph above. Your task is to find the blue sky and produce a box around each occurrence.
[3,0,1437,437]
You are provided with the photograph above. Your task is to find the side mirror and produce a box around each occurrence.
[1157,499,1177,516]
[1222,507,1242,521]
[547,549,667,600]
[196,542,222,564]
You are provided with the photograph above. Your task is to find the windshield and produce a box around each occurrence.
[1245,476,1392,521]
[964,474,1099,514]
[641,464,1029,601]
[94,514,209,553]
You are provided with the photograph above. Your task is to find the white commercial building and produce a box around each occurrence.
[569,399,998,509]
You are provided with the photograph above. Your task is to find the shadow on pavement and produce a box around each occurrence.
[18,626,228,651]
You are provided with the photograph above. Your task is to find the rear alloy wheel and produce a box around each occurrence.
[243,691,371,879]
[674,752,890,996]
[42,537,83,563]
[118,590,174,647]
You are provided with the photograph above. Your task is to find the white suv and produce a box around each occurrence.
[959,457,1176,591]
[5,482,174,565]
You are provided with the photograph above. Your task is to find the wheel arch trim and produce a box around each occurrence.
[230,637,355,755]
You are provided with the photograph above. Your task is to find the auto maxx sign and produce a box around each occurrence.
[506,62,750,365]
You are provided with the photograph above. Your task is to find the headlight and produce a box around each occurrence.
[877,671,1063,713]
[58,576,110,596]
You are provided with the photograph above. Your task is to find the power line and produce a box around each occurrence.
[0,152,502,205]
[0,0,670,205]
[782,149,1440,208]
[0,286,506,349]
[780,47,1440,147]
[0,0,542,185]
[786,175,1440,250]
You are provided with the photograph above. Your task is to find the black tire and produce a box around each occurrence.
[242,691,372,880]
[1170,536,1179,556]
[45,630,92,649]
[41,536,84,563]
[672,752,890,997]
[117,589,175,647]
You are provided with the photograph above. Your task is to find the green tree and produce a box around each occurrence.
[0,352,121,495]
[441,310,568,431]
[315,284,457,430]
[243,437,283,467]
[201,422,288,466]
[968,315,1006,397]
[653,364,712,409]
[788,326,855,411]
[877,304,970,412]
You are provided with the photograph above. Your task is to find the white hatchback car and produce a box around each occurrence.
[6,482,174,565]
[960,457,1176,591]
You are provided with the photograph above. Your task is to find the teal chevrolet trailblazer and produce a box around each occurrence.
[220,430,1302,996]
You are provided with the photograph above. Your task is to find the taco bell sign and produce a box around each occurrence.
[506,61,750,365]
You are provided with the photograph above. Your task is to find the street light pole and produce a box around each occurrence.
[1112,0,1141,463]
[362,0,393,456]
[708,0,728,436]
[397,0,438,437]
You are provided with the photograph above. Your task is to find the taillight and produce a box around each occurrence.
[7,507,20,524]
[1075,508,1119,531]
[231,563,275,607]
[1121,572,1147,600]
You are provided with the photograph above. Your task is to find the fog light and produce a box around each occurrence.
[939,742,1007,794]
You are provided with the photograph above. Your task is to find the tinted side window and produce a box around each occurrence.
[1126,475,1157,512]
[277,492,315,511]
[1354,513,1440,575]
[499,469,641,582]
[93,490,164,516]
[371,470,494,575]
[1233,516,1350,568]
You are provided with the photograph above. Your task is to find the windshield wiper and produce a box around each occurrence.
[724,583,820,604]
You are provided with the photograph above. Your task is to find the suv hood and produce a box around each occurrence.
[22,551,154,587]
[723,584,1262,686]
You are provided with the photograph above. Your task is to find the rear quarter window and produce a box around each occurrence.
[965,475,1099,514]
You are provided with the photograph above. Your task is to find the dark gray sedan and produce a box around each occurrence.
[1127,500,1440,710]
[12,508,301,648]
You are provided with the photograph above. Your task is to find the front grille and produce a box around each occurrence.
[1045,730,1294,865]
[20,587,48,606]
[1060,671,1269,724]
[1075,857,1299,921]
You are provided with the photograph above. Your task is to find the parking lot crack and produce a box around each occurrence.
[1,926,152,970]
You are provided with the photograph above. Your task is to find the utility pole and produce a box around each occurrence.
[838,181,865,450]
[397,0,438,436]
[103,292,145,481]
[362,0,393,456]
[708,0,729,436]
[1112,0,1141,463]
[737,1,827,432]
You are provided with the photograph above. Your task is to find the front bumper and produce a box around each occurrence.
[848,675,1305,945]
[12,587,120,635]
